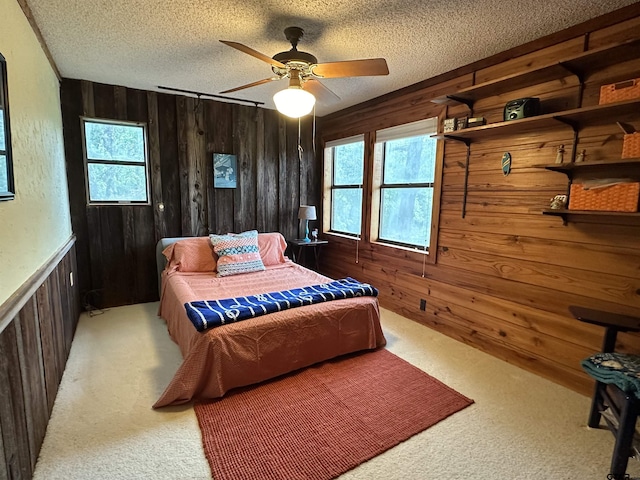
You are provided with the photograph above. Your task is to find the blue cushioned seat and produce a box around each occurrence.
[582,353,640,399]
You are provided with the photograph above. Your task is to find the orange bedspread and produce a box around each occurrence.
[154,261,386,407]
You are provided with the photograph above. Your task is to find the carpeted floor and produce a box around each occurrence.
[33,302,640,479]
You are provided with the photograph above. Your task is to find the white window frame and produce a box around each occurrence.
[80,117,151,206]
[323,134,365,238]
[371,117,439,253]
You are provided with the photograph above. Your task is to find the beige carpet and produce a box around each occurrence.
[33,302,640,479]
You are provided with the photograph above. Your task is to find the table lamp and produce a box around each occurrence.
[298,205,317,243]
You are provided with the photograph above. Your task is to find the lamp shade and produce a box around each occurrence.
[273,87,315,118]
[298,205,317,220]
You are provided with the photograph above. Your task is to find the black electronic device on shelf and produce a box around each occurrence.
[504,97,540,121]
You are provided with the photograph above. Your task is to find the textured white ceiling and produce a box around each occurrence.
[25,0,639,116]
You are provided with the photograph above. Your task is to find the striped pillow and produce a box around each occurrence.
[209,230,265,277]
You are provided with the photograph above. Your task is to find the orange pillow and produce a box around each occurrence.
[258,232,288,266]
[162,237,217,273]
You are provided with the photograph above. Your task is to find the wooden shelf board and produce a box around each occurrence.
[432,100,640,142]
[431,63,572,105]
[430,38,640,106]
[543,209,640,225]
[558,99,640,127]
[535,158,640,172]
[543,209,640,217]
[560,38,640,78]
[433,113,562,141]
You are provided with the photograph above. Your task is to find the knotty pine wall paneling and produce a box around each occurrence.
[318,10,640,396]
[62,80,318,309]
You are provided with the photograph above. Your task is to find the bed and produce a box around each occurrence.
[153,231,386,408]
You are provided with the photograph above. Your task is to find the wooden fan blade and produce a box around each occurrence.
[219,40,286,68]
[303,79,341,104]
[220,77,281,94]
[311,58,389,78]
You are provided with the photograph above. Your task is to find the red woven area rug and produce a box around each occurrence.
[194,348,473,480]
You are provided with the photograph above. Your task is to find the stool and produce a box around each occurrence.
[571,306,640,480]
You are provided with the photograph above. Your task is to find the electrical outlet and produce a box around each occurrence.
[69,271,74,287]
[419,299,426,311]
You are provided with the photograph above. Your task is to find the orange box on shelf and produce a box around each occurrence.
[599,78,640,105]
[569,182,640,212]
[622,132,640,159]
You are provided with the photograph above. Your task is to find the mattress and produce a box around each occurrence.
[154,261,385,407]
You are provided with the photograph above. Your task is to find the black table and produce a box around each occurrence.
[569,305,640,354]
[287,239,328,271]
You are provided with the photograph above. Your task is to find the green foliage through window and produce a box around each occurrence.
[0,154,6,192]
[333,142,364,186]
[82,119,149,204]
[380,187,433,247]
[85,122,145,162]
[324,118,439,251]
[0,112,5,151]
[87,164,148,202]
[0,110,5,192]
[332,188,363,235]
[383,135,436,184]
[328,139,364,235]
[376,118,438,250]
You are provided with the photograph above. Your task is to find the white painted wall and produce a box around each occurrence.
[0,0,72,306]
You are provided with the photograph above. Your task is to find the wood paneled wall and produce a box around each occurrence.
[0,238,80,479]
[318,10,640,395]
[61,81,319,308]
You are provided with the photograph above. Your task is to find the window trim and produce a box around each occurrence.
[80,116,151,206]
[0,52,15,202]
[371,117,441,255]
[323,134,365,238]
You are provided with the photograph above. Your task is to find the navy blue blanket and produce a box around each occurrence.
[184,277,378,332]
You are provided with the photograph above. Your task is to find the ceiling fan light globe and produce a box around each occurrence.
[273,87,315,118]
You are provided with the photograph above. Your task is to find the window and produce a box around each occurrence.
[324,135,365,236]
[372,118,438,250]
[0,52,15,201]
[81,118,150,205]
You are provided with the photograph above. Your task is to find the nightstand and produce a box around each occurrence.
[287,239,328,271]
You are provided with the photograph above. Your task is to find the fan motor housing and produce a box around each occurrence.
[272,50,318,66]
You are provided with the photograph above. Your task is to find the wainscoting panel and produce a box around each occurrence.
[0,239,80,479]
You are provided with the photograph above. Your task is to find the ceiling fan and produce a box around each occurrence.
[219,27,389,117]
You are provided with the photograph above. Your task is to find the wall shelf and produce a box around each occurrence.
[535,158,640,173]
[542,208,640,225]
[431,38,640,225]
[535,158,640,182]
[432,99,640,142]
[430,38,640,107]
[537,158,640,225]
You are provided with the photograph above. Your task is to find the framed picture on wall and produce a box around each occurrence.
[213,153,237,189]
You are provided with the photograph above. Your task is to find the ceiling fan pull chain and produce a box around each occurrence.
[298,117,303,163]
[312,105,316,155]
[422,244,427,278]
